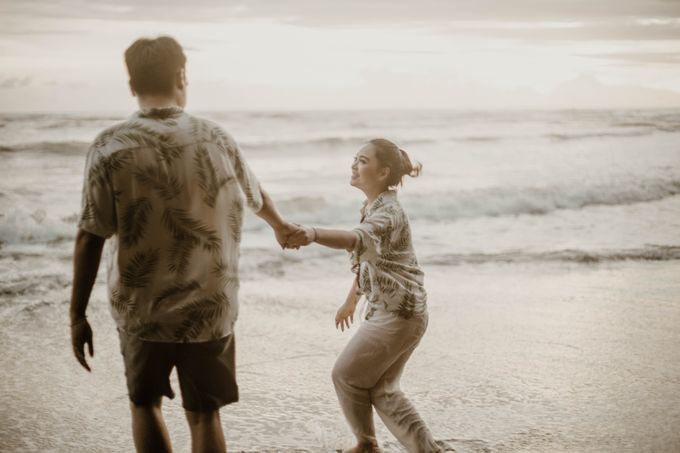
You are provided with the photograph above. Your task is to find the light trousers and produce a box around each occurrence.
[332,309,440,453]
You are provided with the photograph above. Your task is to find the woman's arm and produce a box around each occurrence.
[336,279,360,331]
[287,225,357,251]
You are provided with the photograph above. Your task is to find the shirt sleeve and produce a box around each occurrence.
[214,128,264,212]
[351,209,394,264]
[77,145,117,238]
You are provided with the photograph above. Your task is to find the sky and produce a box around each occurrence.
[1,0,680,111]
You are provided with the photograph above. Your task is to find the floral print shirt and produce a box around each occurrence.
[78,107,263,342]
[351,190,427,320]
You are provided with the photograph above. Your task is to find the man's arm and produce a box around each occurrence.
[255,188,299,247]
[69,229,105,372]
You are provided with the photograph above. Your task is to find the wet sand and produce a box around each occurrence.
[1,260,680,452]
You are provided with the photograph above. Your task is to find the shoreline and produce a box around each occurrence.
[2,260,680,452]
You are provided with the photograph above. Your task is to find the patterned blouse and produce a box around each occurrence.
[78,107,263,342]
[351,190,428,320]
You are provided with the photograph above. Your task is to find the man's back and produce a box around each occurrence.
[79,106,263,342]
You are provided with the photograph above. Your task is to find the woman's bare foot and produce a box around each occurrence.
[341,441,381,453]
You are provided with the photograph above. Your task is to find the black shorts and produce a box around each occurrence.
[118,330,238,412]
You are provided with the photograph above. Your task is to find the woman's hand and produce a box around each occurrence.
[286,224,315,248]
[335,301,356,332]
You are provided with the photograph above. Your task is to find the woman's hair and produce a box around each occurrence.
[369,138,422,187]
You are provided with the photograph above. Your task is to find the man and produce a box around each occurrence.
[70,36,295,453]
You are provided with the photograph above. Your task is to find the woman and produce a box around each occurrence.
[287,138,440,453]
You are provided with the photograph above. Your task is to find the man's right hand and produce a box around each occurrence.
[71,318,94,372]
[285,224,315,248]
[274,222,302,249]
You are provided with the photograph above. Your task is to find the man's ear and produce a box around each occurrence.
[128,81,137,97]
[176,68,187,89]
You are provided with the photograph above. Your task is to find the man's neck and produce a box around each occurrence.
[137,95,181,111]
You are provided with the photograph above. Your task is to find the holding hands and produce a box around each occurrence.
[275,222,316,249]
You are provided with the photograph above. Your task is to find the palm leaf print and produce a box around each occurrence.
[212,257,228,285]
[392,225,411,252]
[376,273,401,297]
[151,279,201,309]
[194,145,229,207]
[93,122,130,148]
[173,317,210,343]
[397,293,416,320]
[162,208,221,252]
[120,249,160,288]
[212,257,227,277]
[134,165,182,200]
[376,258,403,272]
[120,198,152,248]
[156,144,183,164]
[209,126,230,149]
[211,257,239,291]
[227,200,243,242]
[173,292,229,341]
[190,117,210,141]
[80,198,97,222]
[125,123,182,164]
[360,267,371,290]
[128,321,162,338]
[104,149,132,172]
[167,237,197,275]
[87,151,109,189]
[109,124,167,149]
[87,149,132,190]
[111,288,135,314]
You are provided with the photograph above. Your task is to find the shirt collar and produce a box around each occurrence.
[133,106,184,120]
[362,189,397,217]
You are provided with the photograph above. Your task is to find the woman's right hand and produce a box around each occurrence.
[335,301,356,332]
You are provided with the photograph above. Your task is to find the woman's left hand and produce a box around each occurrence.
[335,301,356,332]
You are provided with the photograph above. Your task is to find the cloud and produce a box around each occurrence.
[0,76,32,89]
[440,19,680,41]
[2,0,679,25]
[542,74,680,108]
[579,52,680,65]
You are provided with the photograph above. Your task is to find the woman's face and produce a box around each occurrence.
[350,144,388,193]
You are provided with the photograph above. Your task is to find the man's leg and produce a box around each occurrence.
[176,336,238,453]
[185,409,227,453]
[118,331,177,453]
[130,397,173,453]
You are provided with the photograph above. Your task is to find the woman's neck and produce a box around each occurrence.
[363,186,389,205]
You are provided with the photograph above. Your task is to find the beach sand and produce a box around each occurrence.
[2,257,680,453]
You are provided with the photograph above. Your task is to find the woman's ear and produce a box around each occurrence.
[378,166,391,183]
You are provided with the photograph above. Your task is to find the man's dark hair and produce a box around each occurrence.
[125,36,186,96]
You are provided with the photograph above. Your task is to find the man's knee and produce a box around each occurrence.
[185,409,220,427]
[130,397,163,411]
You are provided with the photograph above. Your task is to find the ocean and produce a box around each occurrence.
[1,109,680,452]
